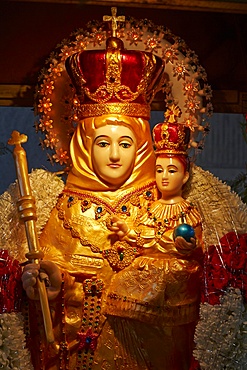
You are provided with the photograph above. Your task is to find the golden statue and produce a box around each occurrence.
[1,7,247,370]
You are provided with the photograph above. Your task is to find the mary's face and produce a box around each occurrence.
[92,125,137,187]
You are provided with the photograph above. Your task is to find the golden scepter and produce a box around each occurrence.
[8,130,55,344]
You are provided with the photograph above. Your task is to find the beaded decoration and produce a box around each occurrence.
[75,277,104,369]
[134,199,201,241]
[62,184,156,220]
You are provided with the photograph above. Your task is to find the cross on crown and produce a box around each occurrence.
[103,7,125,37]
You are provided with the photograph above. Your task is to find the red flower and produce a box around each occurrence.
[230,249,246,270]
[202,233,247,305]
[220,231,239,249]
[77,328,99,351]
[212,267,229,290]
[206,246,223,267]
[239,233,247,252]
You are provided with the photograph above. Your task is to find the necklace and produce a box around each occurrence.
[135,199,197,239]
[62,182,156,219]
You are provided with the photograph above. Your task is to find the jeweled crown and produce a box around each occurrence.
[65,9,164,119]
[35,7,212,166]
[153,104,190,155]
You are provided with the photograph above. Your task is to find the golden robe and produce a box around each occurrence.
[25,116,203,369]
[27,195,203,369]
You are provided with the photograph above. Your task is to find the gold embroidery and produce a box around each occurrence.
[78,102,150,119]
[136,199,200,240]
[62,183,156,216]
[102,241,140,271]
[56,184,156,270]
[71,254,104,269]
[75,277,104,368]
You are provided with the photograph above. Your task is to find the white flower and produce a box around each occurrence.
[194,288,247,369]
[0,312,33,369]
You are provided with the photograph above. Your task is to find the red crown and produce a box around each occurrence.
[65,36,164,119]
[153,121,190,155]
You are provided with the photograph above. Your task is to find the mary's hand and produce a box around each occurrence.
[175,236,196,255]
[22,260,62,301]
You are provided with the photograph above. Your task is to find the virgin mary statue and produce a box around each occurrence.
[0,7,246,370]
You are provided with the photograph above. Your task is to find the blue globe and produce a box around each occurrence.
[173,223,195,243]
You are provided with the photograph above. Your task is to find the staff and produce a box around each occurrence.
[8,130,55,344]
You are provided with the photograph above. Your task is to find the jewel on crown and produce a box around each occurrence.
[65,7,165,120]
[152,103,191,155]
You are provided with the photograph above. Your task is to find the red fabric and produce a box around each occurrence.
[0,249,22,313]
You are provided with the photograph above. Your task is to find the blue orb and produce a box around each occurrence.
[173,223,195,242]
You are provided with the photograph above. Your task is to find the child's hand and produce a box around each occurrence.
[107,216,129,238]
[175,236,196,255]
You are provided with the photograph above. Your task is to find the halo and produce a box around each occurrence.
[34,12,213,169]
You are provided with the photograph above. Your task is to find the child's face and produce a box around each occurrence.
[155,156,189,200]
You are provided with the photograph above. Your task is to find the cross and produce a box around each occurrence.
[8,130,28,147]
[103,7,125,38]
